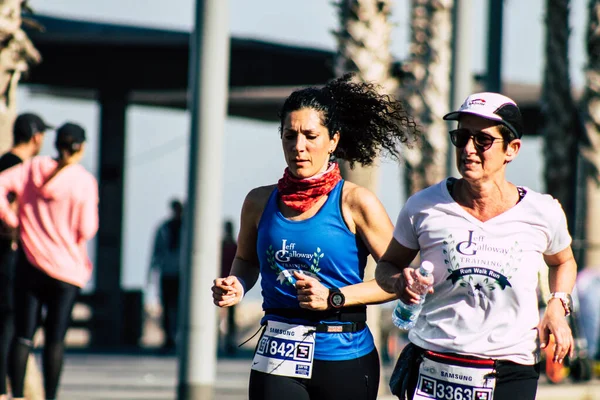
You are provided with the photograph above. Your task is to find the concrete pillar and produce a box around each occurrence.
[177,0,230,399]
[93,89,128,348]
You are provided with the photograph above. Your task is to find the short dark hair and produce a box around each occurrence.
[13,127,32,146]
[497,124,514,150]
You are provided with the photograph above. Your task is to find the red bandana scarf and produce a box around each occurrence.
[277,162,342,212]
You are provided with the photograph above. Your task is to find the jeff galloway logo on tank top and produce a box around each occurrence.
[266,239,325,285]
[443,230,519,299]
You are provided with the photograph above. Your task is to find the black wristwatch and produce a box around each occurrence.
[328,288,345,309]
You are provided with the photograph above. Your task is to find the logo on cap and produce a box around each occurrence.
[468,98,487,107]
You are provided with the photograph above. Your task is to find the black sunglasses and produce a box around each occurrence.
[449,128,504,151]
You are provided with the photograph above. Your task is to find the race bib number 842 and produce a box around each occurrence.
[257,336,313,362]
[251,321,316,379]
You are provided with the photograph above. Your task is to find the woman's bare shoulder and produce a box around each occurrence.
[243,184,277,216]
[341,181,381,210]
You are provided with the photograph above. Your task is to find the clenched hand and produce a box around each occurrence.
[212,276,244,308]
[294,271,329,310]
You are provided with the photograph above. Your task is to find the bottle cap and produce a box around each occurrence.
[421,261,434,273]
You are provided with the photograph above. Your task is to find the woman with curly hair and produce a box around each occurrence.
[212,74,417,400]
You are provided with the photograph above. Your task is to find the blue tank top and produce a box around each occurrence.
[256,181,374,361]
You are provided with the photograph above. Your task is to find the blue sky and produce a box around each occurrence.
[20,0,590,295]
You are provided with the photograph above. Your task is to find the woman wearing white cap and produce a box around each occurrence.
[375,92,577,400]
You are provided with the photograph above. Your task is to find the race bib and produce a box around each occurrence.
[251,320,316,379]
[413,353,496,400]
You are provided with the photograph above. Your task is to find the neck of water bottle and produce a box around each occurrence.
[413,267,432,296]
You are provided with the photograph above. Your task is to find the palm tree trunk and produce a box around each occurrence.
[539,0,580,303]
[0,0,41,153]
[332,0,398,257]
[401,0,454,197]
[542,0,579,232]
[580,0,600,269]
[332,0,397,394]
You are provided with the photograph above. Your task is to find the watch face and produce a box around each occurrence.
[331,293,344,308]
[551,293,573,314]
[565,294,573,312]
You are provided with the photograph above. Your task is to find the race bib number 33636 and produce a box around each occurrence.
[251,321,316,379]
[413,356,496,400]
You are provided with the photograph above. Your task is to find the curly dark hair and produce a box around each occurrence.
[278,73,418,167]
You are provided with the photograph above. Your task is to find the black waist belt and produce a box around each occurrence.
[264,306,367,323]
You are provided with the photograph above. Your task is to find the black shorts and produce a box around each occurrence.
[249,347,380,400]
[493,360,540,400]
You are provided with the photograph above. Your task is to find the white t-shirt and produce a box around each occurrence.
[393,179,571,365]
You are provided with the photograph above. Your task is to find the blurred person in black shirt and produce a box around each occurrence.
[148,199,184,352]
[0,113,52,400]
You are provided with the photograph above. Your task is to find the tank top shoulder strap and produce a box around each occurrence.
[327,179,344,204]
[265,186,279,209]
[257,187,279,229]
[318,179,345,217]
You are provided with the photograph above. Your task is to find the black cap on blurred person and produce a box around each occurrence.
[55,122,86,152]
[13,113,54,144]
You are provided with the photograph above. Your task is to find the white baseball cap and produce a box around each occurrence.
[443,92,524,140]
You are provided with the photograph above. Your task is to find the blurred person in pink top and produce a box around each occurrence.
[0,122,98,400]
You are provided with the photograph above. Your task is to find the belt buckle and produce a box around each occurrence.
[326,325,344,333]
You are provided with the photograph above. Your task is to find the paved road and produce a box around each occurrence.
[54,353,600,400]
[59,353,248,400]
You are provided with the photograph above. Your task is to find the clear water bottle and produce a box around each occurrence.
[392,261,435,330]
